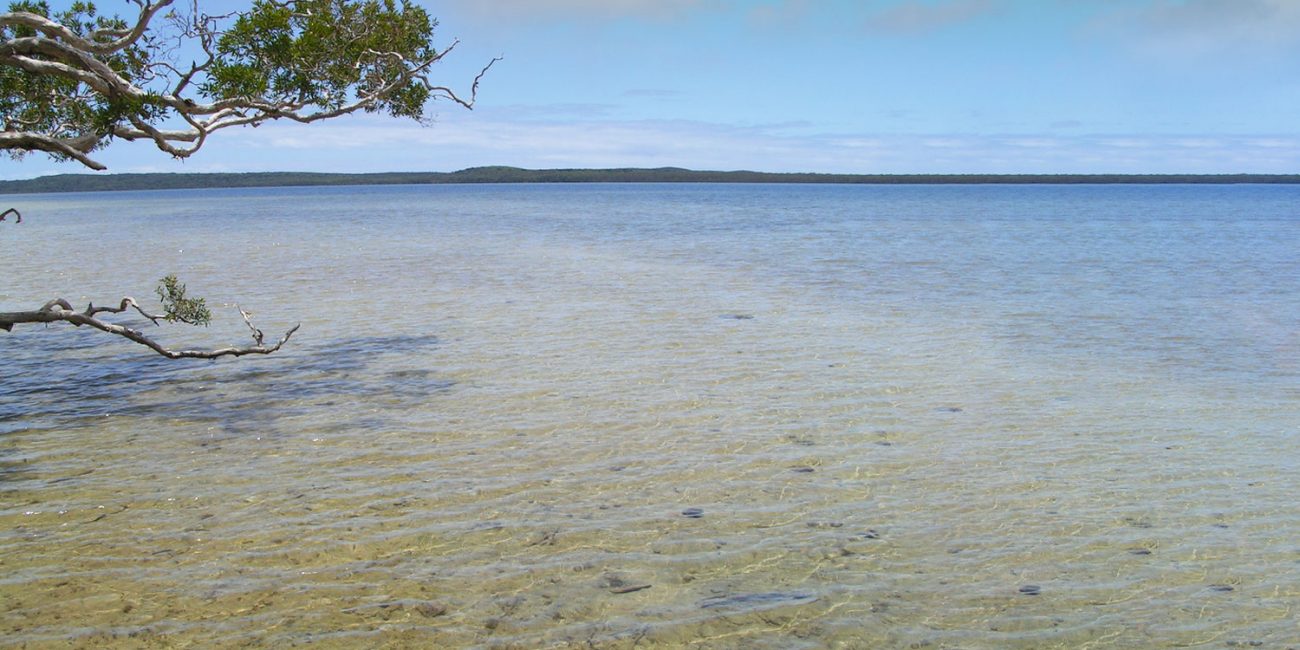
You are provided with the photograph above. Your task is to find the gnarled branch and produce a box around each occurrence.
[0,2,172,56]
[0,130,106,169]
[0,297,299,359]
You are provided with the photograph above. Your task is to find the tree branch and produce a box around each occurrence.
[0,48,111,91]
[0,298,299,359]
[0,131,107,169]
[0,2,173,56]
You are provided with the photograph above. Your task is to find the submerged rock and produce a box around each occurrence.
[414,602,448,618]
[600,573,653,594]
[609,583,652,594]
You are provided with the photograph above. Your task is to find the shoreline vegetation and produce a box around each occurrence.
[2,166,1299,194]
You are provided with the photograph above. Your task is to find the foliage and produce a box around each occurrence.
[154,274,210,326]
[0,0,488,170]
[207,0,436,119]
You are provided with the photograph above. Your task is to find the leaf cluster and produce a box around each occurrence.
[155,274,211,326]
[206,0,437,119]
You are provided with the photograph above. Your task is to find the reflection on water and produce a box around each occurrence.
[1,184,1297,648]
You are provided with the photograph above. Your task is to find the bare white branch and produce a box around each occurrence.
[0,2,173,56]
[0,130,107,169]
[0,298,299,359]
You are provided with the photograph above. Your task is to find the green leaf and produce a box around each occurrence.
[155,275,212,326]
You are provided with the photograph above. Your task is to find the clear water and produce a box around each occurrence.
[1,183,1297,648]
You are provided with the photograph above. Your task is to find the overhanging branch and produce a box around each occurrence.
[0,131,107,169]
[0,298,299,359]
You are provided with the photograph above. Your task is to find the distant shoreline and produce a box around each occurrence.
[3,166,1299,194]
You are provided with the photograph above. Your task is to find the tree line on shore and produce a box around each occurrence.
[4,166,1298,194]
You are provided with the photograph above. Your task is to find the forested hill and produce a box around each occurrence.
[3,166,1298,194]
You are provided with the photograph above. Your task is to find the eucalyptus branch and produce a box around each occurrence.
[0,130,106,169]
[0,294,299,359]
[82,297,164,324]
[0,1,171,56]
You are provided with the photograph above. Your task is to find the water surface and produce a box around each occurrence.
[2,184,1297,648]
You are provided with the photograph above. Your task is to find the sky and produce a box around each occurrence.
[5,0,1300,177]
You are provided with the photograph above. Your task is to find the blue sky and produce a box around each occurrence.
[6,0,1300,177]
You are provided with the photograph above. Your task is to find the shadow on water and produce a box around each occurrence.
[0,455,34,484]
[0,327,453,445]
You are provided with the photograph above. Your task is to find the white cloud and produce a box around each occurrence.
[10,111,1298,178]
[1005,137,1059,148]
[1096,137,1149,149]
[1091,0,1300,58]
[747,0,814,27]
[865,0,1002,34]
[207,114,1300,175]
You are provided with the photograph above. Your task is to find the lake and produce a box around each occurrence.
[2,183,1297,648]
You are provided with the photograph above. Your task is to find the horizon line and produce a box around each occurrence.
[3,167,1299,194]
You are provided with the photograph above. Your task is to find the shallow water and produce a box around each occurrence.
[1,183,1297,648]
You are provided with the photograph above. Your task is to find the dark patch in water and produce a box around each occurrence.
[0,331,453,441]
[698,592,817,611]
